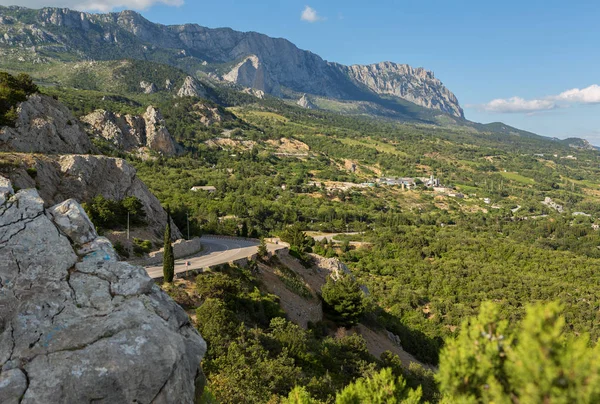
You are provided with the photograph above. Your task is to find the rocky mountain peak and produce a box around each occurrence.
[342,62,464,118]
[177,76,205,98]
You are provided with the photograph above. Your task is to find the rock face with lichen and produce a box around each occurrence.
[81,106,178,156]
[0,94,95,154]
[0,176,206,403]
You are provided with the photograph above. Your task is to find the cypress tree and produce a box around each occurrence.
[163,216,175,283]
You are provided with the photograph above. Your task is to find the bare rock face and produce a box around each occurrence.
[297,94,317,109]
[177,76,205,98]
[242,87,265,99]
[165,78,174,90]
[0,94,94,154]
[140,80,158,94]
[341,62,465,118]
[0,179,206,403]
[8,154,183,240]
[143,106,177,155]
[223,55,278,95]
[191,102,233,127]
[80,109,145,151]
[81,106,177,156]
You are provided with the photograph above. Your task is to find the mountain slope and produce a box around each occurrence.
[0,6,463,118]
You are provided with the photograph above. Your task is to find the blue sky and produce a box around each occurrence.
[8,0,600,142]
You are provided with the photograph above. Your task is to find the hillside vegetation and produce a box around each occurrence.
[2,62,600,403]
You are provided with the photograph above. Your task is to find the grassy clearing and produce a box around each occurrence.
[337,138,408,157]
[500,171,535,184]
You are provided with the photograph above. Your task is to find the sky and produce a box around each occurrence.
[5,0,600,143]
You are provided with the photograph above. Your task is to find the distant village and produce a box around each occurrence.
[306,175,465,198]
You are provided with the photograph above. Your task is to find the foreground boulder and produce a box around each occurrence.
[0,178,205,403]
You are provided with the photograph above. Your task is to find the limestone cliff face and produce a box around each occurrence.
[297,94,317,110]
[177,76,206,98]
[0,6,464,118]
[341,62,464,118]
[0,94,95,154]
[81,106,178,156]
[0,177,205,403]
[7,154,183,240]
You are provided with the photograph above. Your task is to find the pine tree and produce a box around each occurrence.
[321,273,365,326]
[437,301,600,403]
[257,237,268,259]
[163,216,175,283]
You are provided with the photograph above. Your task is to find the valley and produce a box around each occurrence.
[1,5,600,404]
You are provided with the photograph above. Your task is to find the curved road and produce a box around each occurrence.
[145,235,286,279]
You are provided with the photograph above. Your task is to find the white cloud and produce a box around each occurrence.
[556,84,600,104]
[301,5,323,23]
[476,97,557,113]
[0,0,183,12]
[473,84,600,114]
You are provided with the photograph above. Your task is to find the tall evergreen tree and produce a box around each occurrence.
[163,216,175,283]
[321,273,365,326]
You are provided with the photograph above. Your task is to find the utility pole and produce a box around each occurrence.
[127,212,130,240]
[187,212,190,240]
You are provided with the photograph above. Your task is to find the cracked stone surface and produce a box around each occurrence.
[0,183,206,403]
[0,94,95,154]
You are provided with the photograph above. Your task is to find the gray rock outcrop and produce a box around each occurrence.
[223,55,279,95]
[177,76,205,98]
[341,62,464,118]
[139,80,157,94]
[81,106,177,156]
[297,94,317,109]
[7,154,183,240]
[242,87,265,99]
[0,178,206,403]
[0,94,94,154]
[143,106,178,155]
[191,102,233,126]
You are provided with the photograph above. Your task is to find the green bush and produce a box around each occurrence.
[82,195,146,231]
[0,71,38,127]
[132,238,152,256]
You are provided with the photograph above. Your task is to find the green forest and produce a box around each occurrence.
[2,66,600,403]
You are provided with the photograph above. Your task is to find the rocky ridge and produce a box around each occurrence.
[0,6,464,118]
[81,105,178,156]
[177,76,205,98]
[0,94,95,154]
[342,62,464,118]
[6,153,182,240]
[0,177,205,403]
[0,94,180,239]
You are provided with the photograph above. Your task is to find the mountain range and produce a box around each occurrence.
[0,6,463,118]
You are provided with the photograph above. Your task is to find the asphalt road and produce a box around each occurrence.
[145,235,285,279]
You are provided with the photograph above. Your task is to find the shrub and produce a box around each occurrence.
[321,273,365,326]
